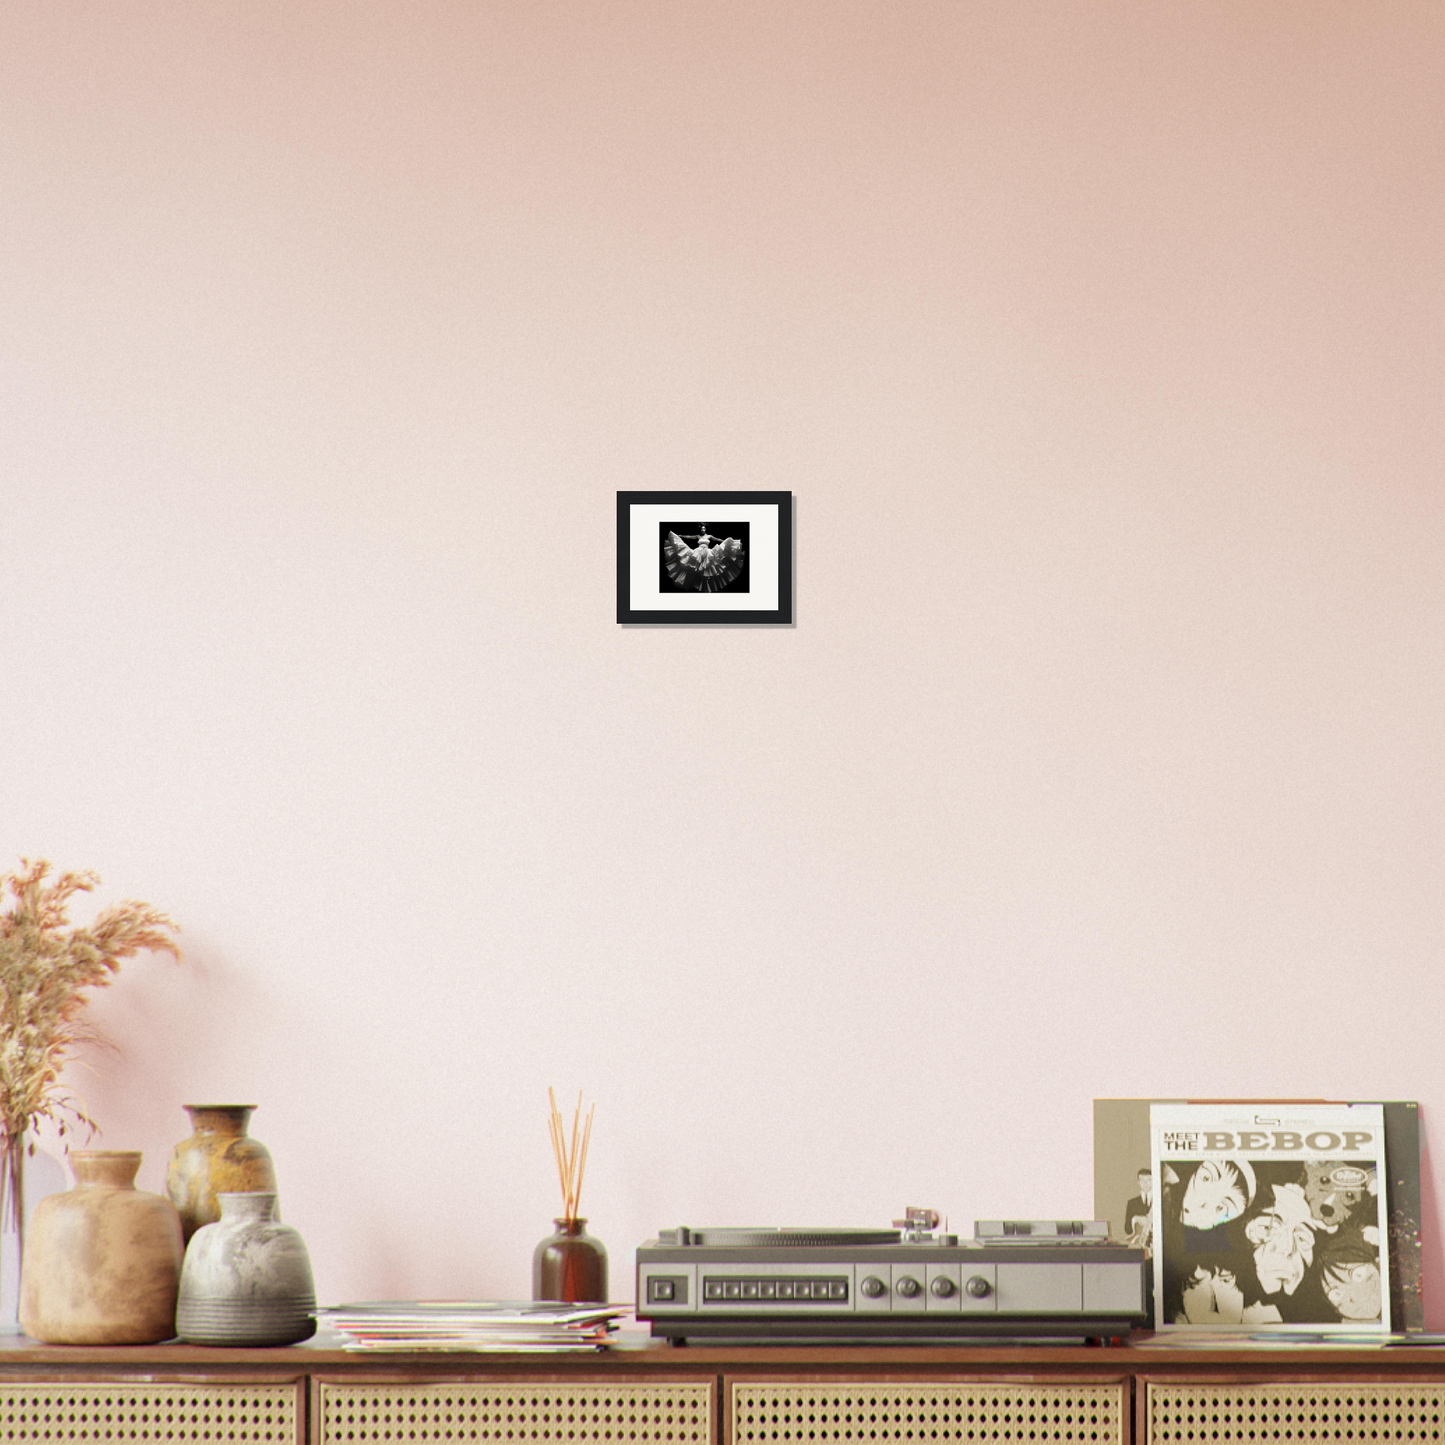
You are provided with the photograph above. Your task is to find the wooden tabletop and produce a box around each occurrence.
[2,1327,1444,1373]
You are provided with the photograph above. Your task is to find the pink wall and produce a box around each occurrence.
[2,1,1443,1316]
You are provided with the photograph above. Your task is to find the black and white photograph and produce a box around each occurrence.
[616,490,791,624]
[658,521,750,595]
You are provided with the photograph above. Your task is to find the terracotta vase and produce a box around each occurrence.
[177,1192,316,1346]
[19,1150,183,1345]
[165,1105,278,1242]
[533,1218,608,1303]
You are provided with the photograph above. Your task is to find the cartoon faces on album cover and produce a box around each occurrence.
[1155,1154,1385,1329]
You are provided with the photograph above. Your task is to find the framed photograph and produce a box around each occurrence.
[616,490,793,625]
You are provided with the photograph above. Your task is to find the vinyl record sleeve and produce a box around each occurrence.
[1149,1102,1390,1333]
[1094,1098,1421,1332]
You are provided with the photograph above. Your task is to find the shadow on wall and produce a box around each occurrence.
[60,937,281,1178]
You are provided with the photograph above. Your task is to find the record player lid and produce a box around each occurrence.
[660,1227,903,1247]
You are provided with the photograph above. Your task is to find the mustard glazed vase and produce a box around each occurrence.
[165,1104,278,1242]
[19,1150,184,1345]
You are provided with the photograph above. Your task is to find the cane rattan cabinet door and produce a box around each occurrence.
[729,1380,1124,1445]
[318,1378,715,1445]
[0,1380,302,1444]
[1145,1380,1445,1444]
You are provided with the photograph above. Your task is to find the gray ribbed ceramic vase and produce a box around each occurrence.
[176,1192,316,1346]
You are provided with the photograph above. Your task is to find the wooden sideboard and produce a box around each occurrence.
[3,1332,1445,1444]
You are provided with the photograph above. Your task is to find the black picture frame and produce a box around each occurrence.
[616,490,793,625]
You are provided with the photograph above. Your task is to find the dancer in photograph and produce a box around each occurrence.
[662,526,746,592]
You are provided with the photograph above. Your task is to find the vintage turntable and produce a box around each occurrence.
[635,1209,1147,1342]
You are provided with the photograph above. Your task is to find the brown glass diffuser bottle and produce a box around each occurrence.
[535,1089,607,1302]
[533,1218,608,1303]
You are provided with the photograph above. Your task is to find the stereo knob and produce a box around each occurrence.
[966,1275,992,1298]
[930,1276,956,1298]
[895,1275,922,1298]
[860,1275,886,1299]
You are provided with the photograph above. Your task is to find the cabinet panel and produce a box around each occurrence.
[0,1381,301,1444]
[1146,1381,1445,1443]
[729,1381,1124,1445]
[318,1379,715,1445]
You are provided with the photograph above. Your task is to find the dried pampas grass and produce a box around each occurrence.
[0,859,180,1234]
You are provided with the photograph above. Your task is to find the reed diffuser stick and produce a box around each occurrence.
[548,1087,595,1224]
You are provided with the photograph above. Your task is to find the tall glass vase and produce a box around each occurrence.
[0,1136,20,1333]
[0,1135,66,1331]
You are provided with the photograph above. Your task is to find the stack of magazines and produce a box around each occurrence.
[315,1301,630,1351]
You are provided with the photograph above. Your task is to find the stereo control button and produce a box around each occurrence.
[930,1276,956,1298]
[896,1275,922,1298]
[860,1275,886,1299]
[966,1275,992,1298]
